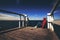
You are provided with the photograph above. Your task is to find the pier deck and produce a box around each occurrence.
[0,27,59,40]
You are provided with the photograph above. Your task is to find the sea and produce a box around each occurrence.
[0,20,42,31]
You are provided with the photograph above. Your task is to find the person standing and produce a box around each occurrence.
[41,18,47,28]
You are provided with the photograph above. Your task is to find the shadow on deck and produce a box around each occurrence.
[53,24,60,39]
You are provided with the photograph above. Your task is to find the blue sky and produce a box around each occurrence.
[0,0,60,20]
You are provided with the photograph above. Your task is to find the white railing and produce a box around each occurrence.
[19,14,28,28]
[47,13,54,31]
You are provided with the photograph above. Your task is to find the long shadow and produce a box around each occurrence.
[53,24,60,39]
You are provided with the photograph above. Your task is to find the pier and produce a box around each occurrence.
[0,0,60,40]
[0,27,59,40]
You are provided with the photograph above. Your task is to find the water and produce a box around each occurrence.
[28,20,42,27]
[0,20,42,31]
[0,20,19,31]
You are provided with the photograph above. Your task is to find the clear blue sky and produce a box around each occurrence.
[0,0,60,20]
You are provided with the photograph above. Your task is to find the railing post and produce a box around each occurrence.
[47,13,54,31]
[19,15,21,28]
[22,16,24,27]
[25,16,28,27]
[24,14,28,27]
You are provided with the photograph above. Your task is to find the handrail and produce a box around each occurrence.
[0,9,25,16]
[50,0,60,15]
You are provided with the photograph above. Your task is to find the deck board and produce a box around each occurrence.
[0,27,59,40]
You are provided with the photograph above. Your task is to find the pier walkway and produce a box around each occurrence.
[0,27,59,40]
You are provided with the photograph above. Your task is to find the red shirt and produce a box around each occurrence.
[42,18,47,28]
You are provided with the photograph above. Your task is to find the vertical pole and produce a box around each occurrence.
[25,16,27,27]
[47,13,54,31]
[24,15,28,27]
[24,16,26,27]
[19,15,21,28]
[22,16,24,27]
